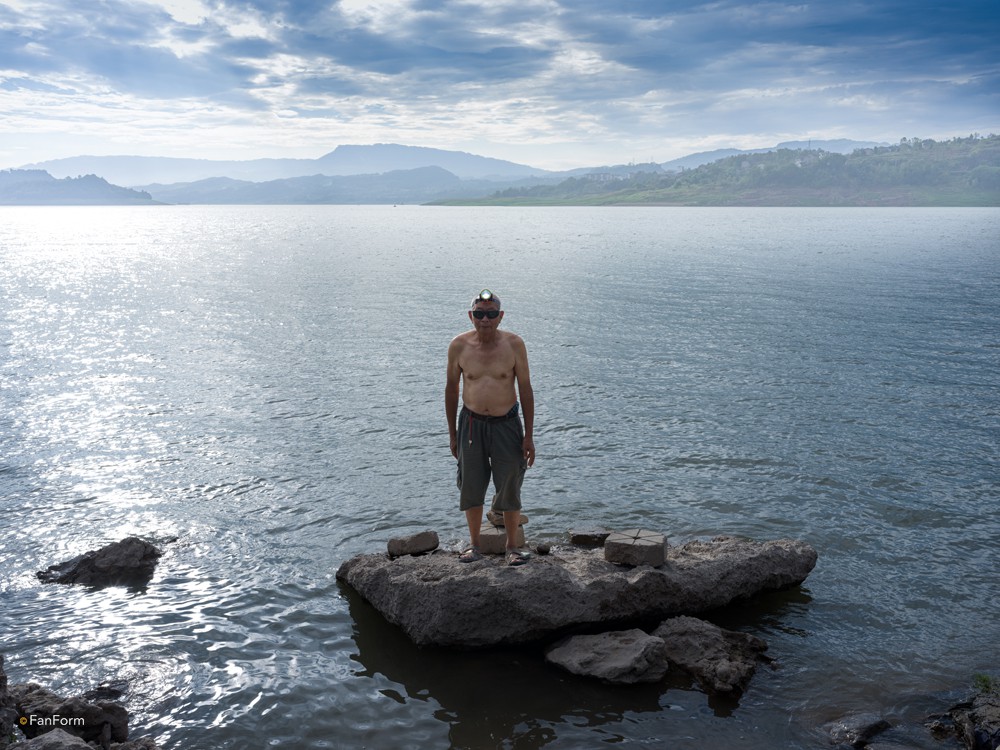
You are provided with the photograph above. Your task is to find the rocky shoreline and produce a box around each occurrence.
[3,534,996,748]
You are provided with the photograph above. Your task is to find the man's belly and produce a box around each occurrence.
[462,381,517,416]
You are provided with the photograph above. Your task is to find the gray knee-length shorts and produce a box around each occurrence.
[456,404,526,512]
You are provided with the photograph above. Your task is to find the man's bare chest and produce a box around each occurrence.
[461,345,515,381]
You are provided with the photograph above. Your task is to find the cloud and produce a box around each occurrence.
[0,0,997,167]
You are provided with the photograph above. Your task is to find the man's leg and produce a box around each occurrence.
[502,510,520,550]
[493,419,527,557]
[457,408,489,560]
[466,505,485,549]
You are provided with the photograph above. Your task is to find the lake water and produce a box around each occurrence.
[0,206,997,749]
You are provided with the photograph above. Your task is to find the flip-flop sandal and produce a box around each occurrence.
[506,550,530,567]
[459,547,483,563]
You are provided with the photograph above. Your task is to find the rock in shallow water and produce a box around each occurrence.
[653,616,768,694]
[36,537,161,588]
[336,535,817,648]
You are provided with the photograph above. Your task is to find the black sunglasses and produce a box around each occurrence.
[472,309,501,319]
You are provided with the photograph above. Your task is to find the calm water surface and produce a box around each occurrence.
[1,206,998,749]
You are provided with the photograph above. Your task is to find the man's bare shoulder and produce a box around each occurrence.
[500,330,527,349]
[449,330,477,349]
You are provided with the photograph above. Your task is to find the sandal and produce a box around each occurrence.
[459,547,483,563]
[506,549,530,567]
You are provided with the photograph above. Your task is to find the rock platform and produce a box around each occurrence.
[337,535,817,648]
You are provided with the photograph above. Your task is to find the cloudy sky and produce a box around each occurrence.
[1,0,997,170]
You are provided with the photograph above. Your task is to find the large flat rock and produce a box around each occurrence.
[336,535,817,648]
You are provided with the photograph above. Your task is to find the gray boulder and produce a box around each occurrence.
[37,537,161,587]
[337,535,817,648]
[9,683,128,744]
[545,629,669,684]
[653,616,768,694]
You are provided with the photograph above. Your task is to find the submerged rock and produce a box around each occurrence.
[545,629,669,684]
[337,535,817,648]
[822,712,892,746]
[36,537,161,588]
[653,616,768,694]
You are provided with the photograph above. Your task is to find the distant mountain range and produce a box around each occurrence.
[21,143,551,187]
[21,139,885,188]
[5,139,921,206]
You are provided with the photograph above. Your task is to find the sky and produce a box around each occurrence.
[1,0,998,170]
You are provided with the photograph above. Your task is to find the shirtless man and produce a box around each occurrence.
[446,289,535,565]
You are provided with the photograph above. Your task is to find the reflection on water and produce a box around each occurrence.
[1,206,998,748]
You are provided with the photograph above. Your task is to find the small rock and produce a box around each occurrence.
[386,530,439,558]
[486,511,528,527]
[653,616,767,694]
[37,537,161,587]
[545,629,668,684]
[568,529,610,547]
[535,543,551,555]
[822,712,892,746]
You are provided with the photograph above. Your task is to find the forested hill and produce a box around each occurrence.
[0,169,159,205]
[435,135,1000,206]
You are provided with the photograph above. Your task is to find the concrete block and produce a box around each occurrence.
[478,522,525,555]
[604,529,667,567]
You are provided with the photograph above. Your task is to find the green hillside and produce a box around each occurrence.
[433,135,1000,206]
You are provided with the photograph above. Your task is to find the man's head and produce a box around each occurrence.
[469,288,503,330]
[471,288,501,311]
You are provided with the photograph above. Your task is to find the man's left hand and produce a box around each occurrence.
[523,437,535,468]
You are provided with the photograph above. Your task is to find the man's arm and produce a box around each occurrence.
[513,336,535,467]
[445,337,462,459]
